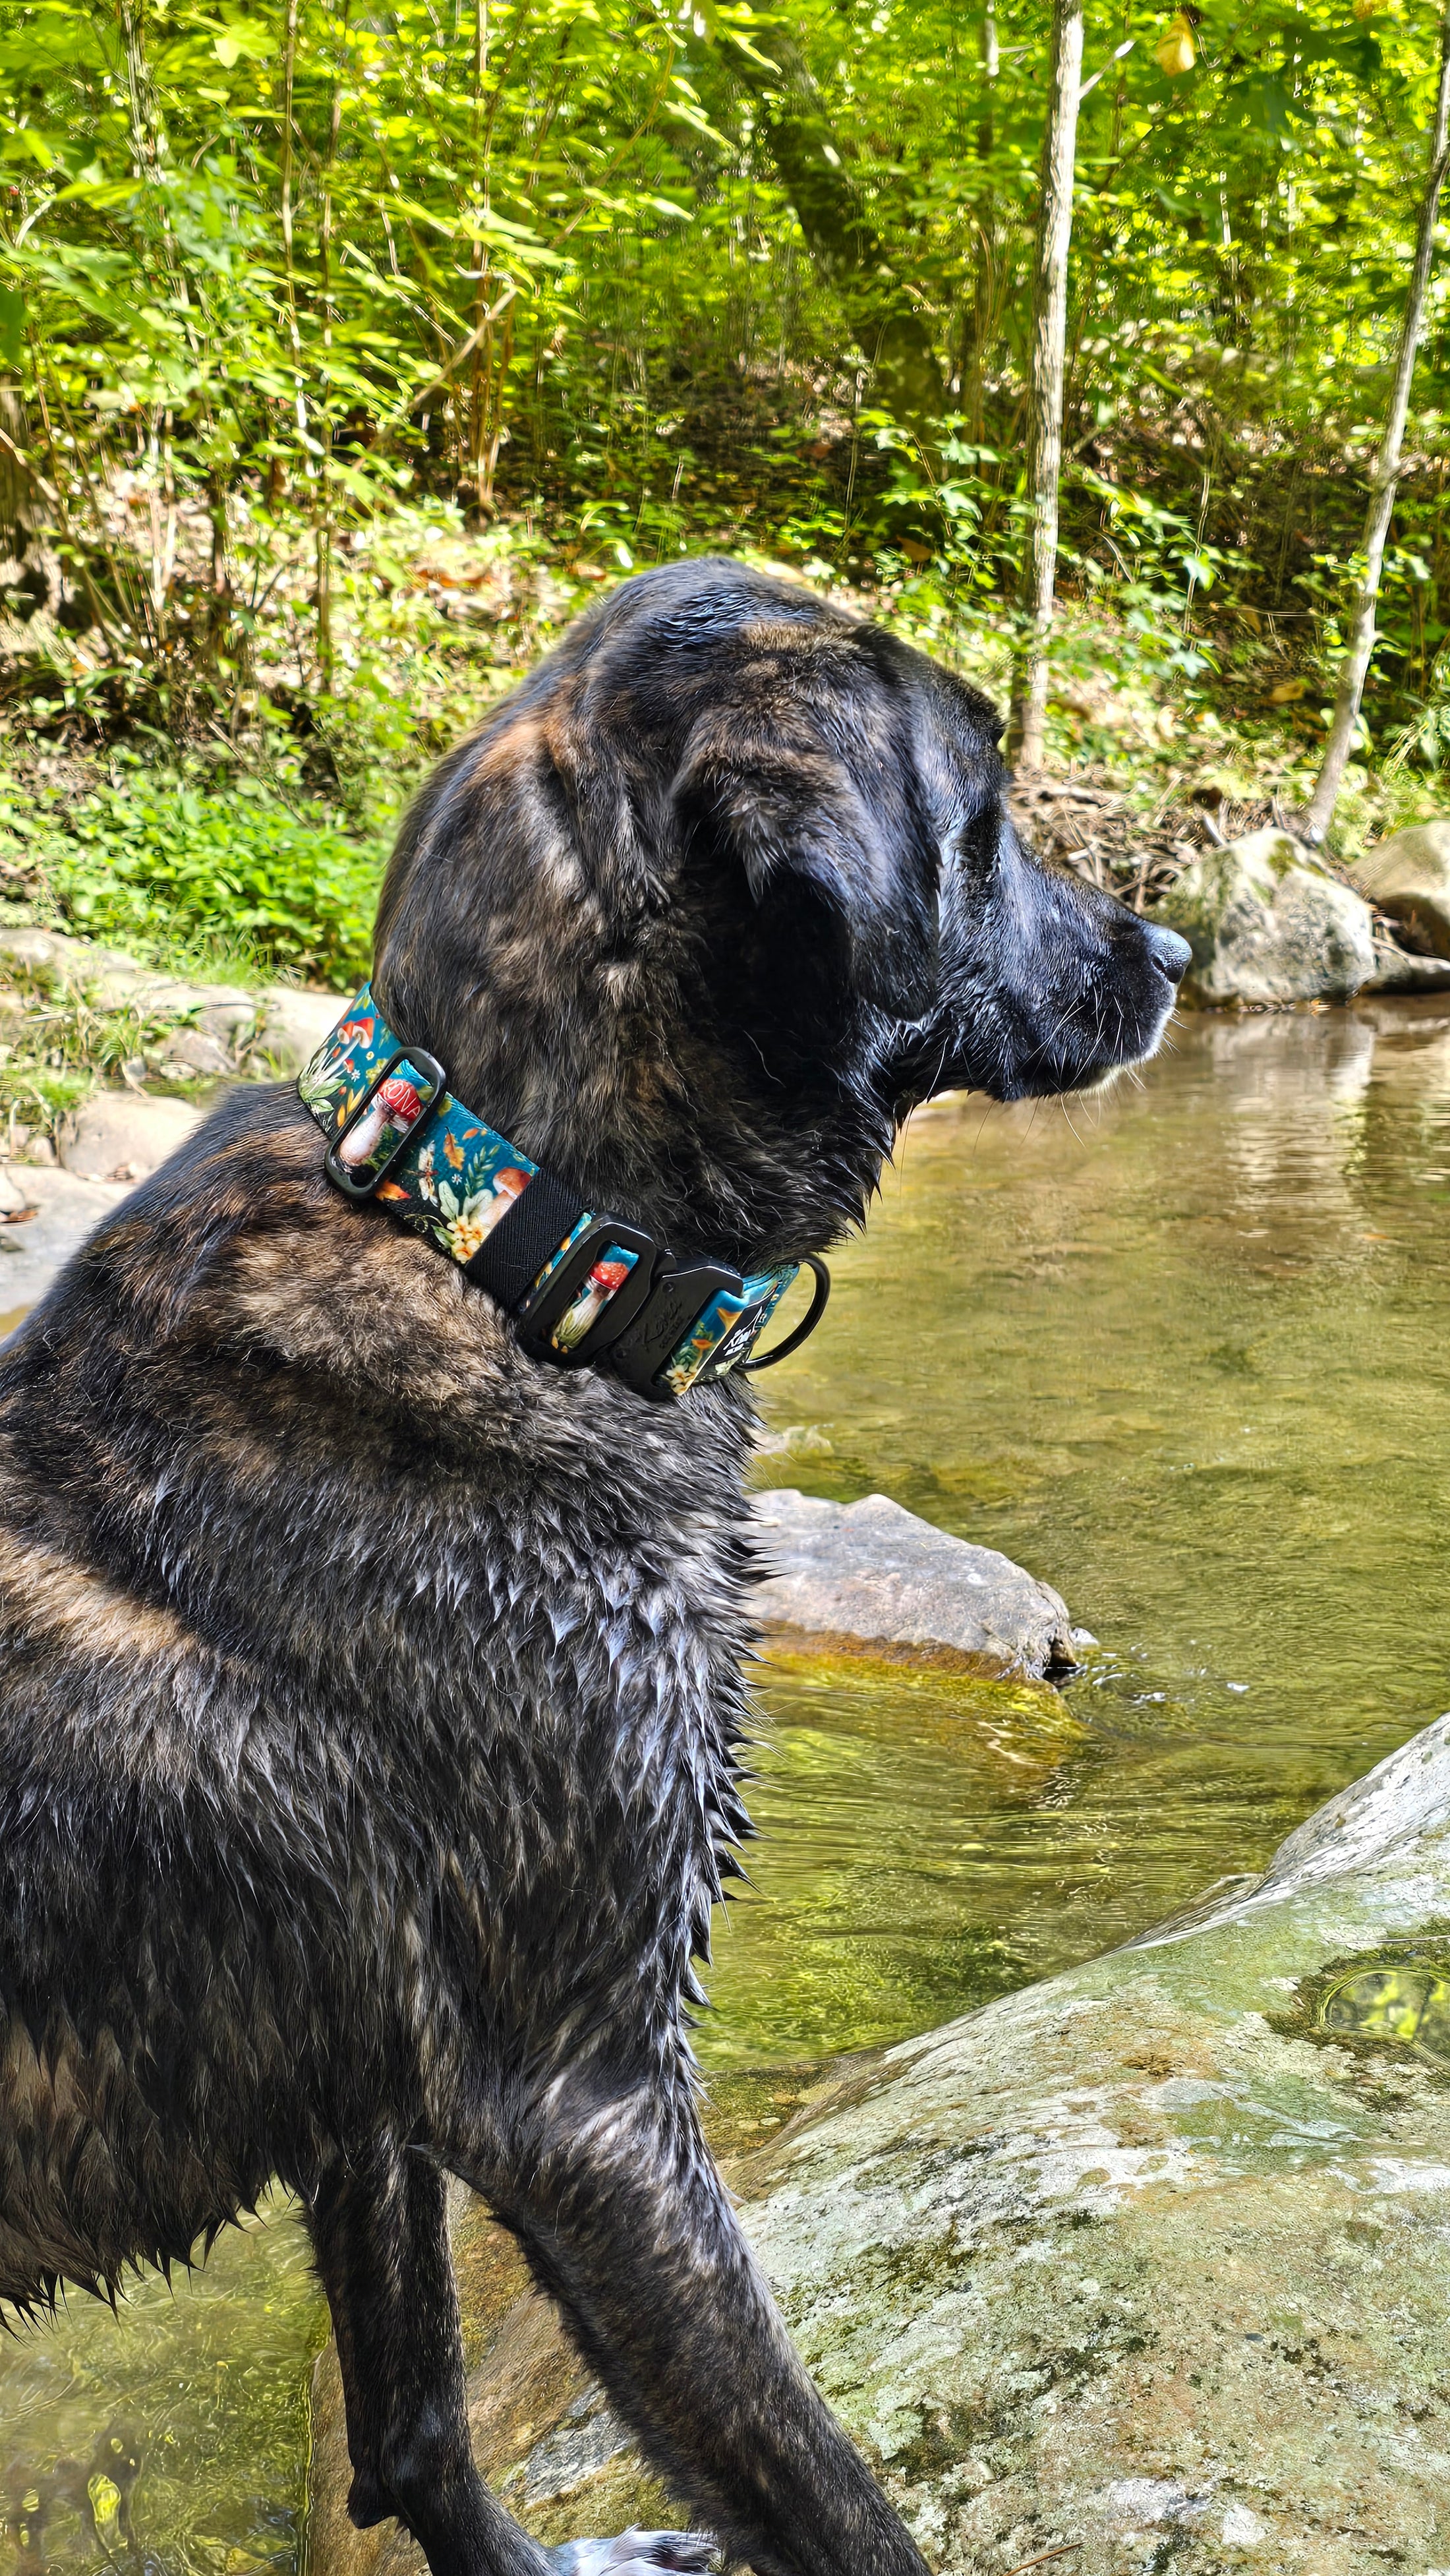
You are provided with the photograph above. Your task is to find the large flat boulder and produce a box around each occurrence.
[0,923,342,1065]
[1150,827,1376,1005]
[306,1711,1450,2576]
[1352,820,1450,958]
[257,984,346,1073]
[750,1488,1078,1678]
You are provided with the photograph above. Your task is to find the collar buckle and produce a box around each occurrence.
[324,1047,448,1201]
[606,1258,745,1399]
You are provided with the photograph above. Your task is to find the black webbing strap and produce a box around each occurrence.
[463,1165,588,1311]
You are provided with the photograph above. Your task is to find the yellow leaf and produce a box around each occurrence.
[1269,678,1308,703]
[443,1130,465,1168]
[213,32,242,63]
[1154,14,1196,74]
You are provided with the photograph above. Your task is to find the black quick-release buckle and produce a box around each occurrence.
[513,1215,660,1364]
[610,1251,832,1400]
[324,1047,447,1202]
[607,1257,743,1399]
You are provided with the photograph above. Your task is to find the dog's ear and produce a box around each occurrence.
[672,712,941,1019]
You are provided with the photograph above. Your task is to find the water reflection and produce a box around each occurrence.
[0,2198,324,2576]
[8,2425,140,2571]
[705,999,1450,2063]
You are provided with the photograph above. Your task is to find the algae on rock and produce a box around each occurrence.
[1149,828,1376,1007]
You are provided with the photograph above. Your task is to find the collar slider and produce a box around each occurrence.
[607,1258,745,1399]
[324,1046,446,1202]
[515,1216,660,1365]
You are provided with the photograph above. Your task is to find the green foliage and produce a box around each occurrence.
[0,0,1447,780]
[6,771,387,985]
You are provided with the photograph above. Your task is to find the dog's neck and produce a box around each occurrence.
[392,1003,891,1275]
[375,923,898,1278]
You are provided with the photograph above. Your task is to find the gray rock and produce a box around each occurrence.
[1352,819,1450,957]
[1364,939,1450,993]
[0,1165,129,1320]
[155,1026,236,1078]
[256,985,345,1074]
[304,1709,1450,2575]
[522,2400,633,2505]
[751,1487,1076,1678]
[0,926,324,1060]
[196,992,260,1047]
[1144,1705,1450,1936]
[1150,827,1376,1005]
[59,1092,202,1182]
[0,925,69,985]
[0,925,155,999]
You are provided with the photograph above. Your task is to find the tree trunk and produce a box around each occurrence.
[965,1,999,444]
[1006,0,1084,773]
[1304,0,1450,842]
[0,387,37,564]
[725,30,942,444]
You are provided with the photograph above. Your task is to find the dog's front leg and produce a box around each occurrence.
[308,2134,548,2576]
[501,2078,931,2576]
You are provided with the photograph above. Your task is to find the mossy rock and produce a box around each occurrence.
[306,1718,1450,2575]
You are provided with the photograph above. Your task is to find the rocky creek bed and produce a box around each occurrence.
[307,1713,1450,2576]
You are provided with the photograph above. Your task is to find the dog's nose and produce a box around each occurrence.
[1143,920,1192,985]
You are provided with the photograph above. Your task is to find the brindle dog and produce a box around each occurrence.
[0,562,1188,2576]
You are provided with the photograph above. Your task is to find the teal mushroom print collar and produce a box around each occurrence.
[299,983,830,1402]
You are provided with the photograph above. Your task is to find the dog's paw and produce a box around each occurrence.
[345,2468,393,2531]
[548,2532,714,2575]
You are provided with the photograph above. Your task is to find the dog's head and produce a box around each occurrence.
[374,560,1188,1264]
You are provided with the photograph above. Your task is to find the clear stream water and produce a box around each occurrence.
[7,998,1450,2560]
[710,998,1450,2062]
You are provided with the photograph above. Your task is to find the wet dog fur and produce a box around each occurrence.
[0,562,1188,2576]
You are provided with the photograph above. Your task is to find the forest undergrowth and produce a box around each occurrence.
[1,491,1441,998]
[3,0,1449,989]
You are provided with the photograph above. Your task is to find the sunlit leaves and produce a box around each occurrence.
[0,0,1444,750]
[1154,15,1196,78]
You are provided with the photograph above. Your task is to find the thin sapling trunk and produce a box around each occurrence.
[1006,0,1084,774]
[1304,0,1450,842]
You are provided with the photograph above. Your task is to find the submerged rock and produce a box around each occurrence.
[1352,820,1450,959]
[750,1488,1078,1679]
[1150,827,1376,1005]
[307,1711,1450,2576]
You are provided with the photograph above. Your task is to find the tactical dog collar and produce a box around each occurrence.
[299,985,830,1402]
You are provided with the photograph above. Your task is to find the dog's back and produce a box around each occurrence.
[0,1076,752,2306]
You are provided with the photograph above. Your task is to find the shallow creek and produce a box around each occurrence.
[7,998,1450,2558]
[710,997,1450,2061]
